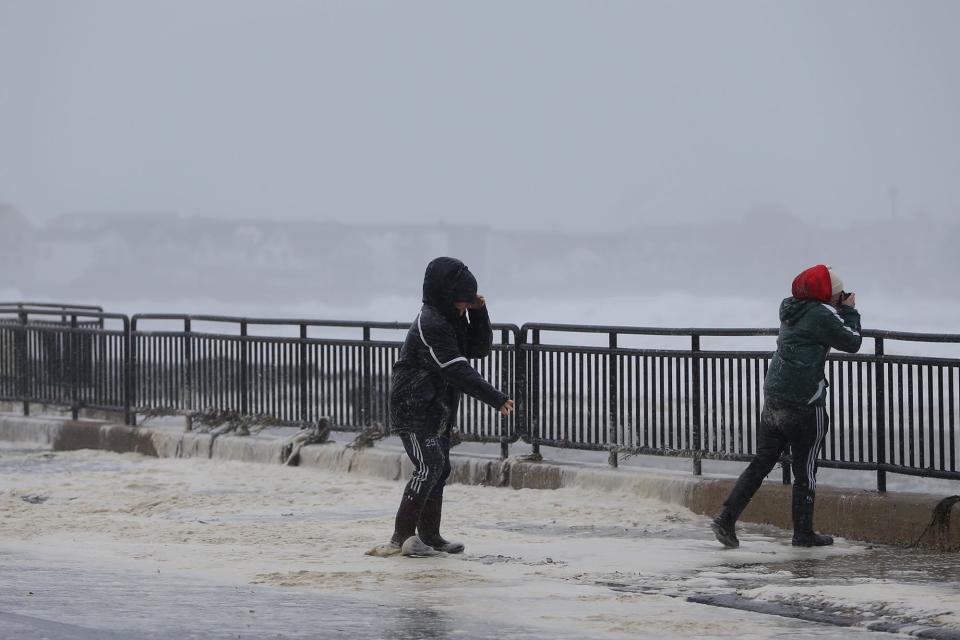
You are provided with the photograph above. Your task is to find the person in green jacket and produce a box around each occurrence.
[711,264,862,548]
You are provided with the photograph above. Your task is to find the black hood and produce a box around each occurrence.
[422,257,477,315]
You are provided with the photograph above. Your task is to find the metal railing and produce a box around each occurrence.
[0,307,130,421]
[521,324,778,469]
[129,315,520,453]
[521,323,960,490]
[1,303,958,490]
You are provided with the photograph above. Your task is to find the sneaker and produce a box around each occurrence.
[792,532,834,547]
[710,516,739,549]
[401,535,441,557]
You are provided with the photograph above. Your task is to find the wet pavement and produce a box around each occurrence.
[760,543,960,585]
[2,446,959,639]
[0,550,598,640]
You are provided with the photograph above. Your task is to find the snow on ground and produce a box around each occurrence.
[1,447,957,639]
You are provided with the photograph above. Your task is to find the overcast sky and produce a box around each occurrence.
[1,0,958,232]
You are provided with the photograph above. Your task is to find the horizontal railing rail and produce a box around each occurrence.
[0,302,105,313]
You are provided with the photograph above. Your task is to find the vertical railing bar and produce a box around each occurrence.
[666,353,675,451]
[738,356,746,456]
[338,343,345,426]
[239,321,249,417]
[710,356,718,455]
[691,335,702,475]
[184,319,193,428]
[949,365,956,473]
[626,351,634,449]
[894,361,901,468]
[165,332,172,412]
[608,333,618,467]
[68,315,78,420]
[928,364,936,473]
[642,354,650,449]
[837,359,845,461]
[531,329,540,457]
[857,360,865,463]
[546,348,554,443]
[907,364,915,468]
[718,356,726,455]
[938,365,945,473]
[917,364,925,469]
[578,351,585,446]
[563,351,579,450]
[658,355,666,450]
[300,325,309,424]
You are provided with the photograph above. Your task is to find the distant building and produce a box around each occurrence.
[26,212,491,304]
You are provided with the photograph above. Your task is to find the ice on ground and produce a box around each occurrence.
[742,583,960,628]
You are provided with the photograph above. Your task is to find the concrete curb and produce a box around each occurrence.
[1,413,957,551]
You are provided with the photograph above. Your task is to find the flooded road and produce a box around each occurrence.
[1,446,957,639]
[0,551,592,640]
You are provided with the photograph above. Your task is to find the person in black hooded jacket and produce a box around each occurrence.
[385,257,514,557]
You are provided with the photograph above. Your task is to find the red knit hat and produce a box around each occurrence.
[791,264,832,302]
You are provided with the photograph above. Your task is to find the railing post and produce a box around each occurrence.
[691,334,702,476]
[70,314,79,421]
[608,332,618,468]
[17,311,29,416]
[127,316,136,426]
[361,326,371,427]
[500,328,510,459]
[531,328,541,459]
[875,336,887,492]
[514,329,528,447]
[240,321,249,417]
[124,316,136,426]
[183,318,193,431]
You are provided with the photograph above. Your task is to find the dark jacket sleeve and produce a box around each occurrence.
[464,306,494,358]
[418,312,509,409]
[817,303,863,353]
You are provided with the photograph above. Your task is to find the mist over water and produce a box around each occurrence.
[3,208,958,324]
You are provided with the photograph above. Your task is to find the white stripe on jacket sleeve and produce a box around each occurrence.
[821,303,861,337]
[418,313,469,369]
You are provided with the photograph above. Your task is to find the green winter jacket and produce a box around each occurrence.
[763,297,863,406]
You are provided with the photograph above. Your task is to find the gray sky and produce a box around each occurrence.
[1,0,958,231]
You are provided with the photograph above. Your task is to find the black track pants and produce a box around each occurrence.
[722,398,829,521]
[391,432,451,544]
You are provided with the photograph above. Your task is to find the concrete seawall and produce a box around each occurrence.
[2,413,957,551]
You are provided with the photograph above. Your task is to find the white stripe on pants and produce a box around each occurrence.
[807,405,827,493]
[410,435,427,493]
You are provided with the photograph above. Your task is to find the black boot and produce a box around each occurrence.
[417,495,464,553]
[710,509,739,548]
[711,459,772,549]
[391,488,422,547]
[791,489,833,547]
